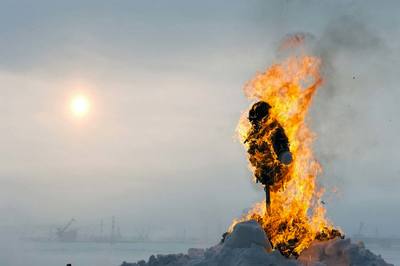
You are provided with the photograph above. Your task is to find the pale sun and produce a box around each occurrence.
[70,96,90,117]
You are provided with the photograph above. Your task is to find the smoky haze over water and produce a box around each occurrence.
[0,0,399,254]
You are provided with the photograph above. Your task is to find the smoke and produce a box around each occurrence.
[312,16,389,172]
[277,16,390,171]
[271,14,399,233]
[315,15,384,111]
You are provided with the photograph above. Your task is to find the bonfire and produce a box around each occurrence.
[230,54,342,258]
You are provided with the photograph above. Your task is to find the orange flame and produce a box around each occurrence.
[231,55,340,257]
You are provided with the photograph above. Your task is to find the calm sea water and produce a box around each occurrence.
[0,240,213,266]
[0,240,398,266]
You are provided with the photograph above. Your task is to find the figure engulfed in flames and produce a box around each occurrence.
[231,55,342,258]
[245,100,293,209]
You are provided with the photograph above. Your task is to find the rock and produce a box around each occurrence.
[298,238,394,266]
[188,248,205,259]
[224,220,272,250]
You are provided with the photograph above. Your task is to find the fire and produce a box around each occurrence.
[231,55,342,257]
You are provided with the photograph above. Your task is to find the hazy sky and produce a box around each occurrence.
[0,0,399,240]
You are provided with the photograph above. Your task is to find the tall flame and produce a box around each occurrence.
[231,55,341,257]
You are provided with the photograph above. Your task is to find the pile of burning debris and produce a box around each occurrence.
[122,40,393,266]
[121,220,392,266]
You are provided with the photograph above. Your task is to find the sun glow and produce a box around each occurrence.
[70,95,90,117]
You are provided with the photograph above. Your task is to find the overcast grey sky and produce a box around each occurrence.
[0,0,399,240]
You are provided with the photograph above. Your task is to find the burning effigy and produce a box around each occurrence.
[122,40,393,266]
[230,54,342,258]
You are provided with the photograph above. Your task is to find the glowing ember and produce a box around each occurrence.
[230,55,342,257]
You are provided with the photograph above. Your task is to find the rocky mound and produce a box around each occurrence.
[121,221,393,266]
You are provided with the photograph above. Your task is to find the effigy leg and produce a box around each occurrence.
[264,185,271,215]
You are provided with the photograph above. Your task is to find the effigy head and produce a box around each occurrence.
[248,101,271,126]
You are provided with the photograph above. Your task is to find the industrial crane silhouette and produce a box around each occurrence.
[56,218,77,242]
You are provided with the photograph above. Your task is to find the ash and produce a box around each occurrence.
[121,221,392,266]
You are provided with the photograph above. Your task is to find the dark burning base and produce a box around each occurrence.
[121,221,393,266]
[248,213,344,258]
